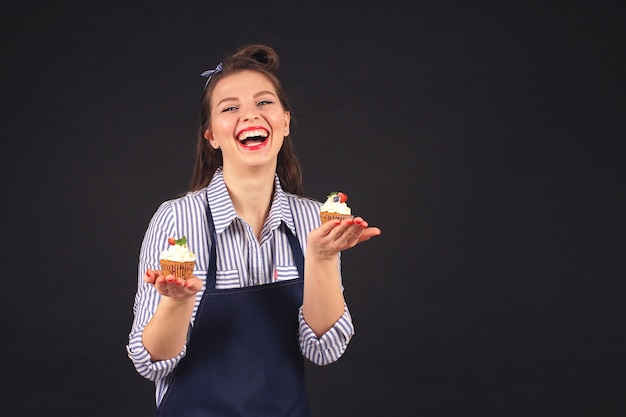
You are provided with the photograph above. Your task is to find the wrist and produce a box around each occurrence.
[159,293,196,310]
[305,248,338,264]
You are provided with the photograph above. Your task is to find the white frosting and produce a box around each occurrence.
[320,195,351,215]
[160,244,196,262]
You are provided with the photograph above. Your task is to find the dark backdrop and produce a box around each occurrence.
[2,1,624,416]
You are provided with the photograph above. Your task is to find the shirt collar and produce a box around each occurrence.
[206,167,296,236]
[269,175,297,236]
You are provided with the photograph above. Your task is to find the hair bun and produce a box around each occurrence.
[234,44,280,72]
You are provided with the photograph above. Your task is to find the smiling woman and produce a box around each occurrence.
[126,44,381,417]
[190,45,298,194]
[204,70,290,172]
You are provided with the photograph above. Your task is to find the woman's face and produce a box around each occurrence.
[205,70,290,172]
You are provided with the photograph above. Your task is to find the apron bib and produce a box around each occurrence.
[156,200,311,417]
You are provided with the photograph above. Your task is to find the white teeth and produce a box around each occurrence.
[238,129,268,141]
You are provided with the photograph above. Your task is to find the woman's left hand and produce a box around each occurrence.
[307,216,381,260]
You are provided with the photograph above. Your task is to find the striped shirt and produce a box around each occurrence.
[126,168,355,406]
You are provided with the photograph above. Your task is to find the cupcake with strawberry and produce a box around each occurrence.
[320,191,354,224]
[159,236,196,279]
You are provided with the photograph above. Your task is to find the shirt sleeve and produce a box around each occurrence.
[298,304,355,365]
[126,328,187,382]
[126,201,187,381]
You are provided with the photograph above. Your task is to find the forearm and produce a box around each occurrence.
[142,296,196,361]
[302,252,346,338]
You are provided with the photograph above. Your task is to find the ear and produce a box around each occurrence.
[204,129,220,149]
[283,111,291,136]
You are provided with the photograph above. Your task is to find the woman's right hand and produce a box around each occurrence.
[144,269,203,299]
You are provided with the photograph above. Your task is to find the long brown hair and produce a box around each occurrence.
[188,44,304,196]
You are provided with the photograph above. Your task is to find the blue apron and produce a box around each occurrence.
[155,201,311,417]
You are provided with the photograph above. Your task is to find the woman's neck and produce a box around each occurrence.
[222,165,275,239]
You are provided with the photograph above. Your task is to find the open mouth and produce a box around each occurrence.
[237,128,269,149]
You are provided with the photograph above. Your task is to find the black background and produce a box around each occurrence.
[2,1,625,416]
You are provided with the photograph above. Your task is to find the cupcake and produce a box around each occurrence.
[159,236,196,279]
[320,191,354,224]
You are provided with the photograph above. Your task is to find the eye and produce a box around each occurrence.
[221,106,238,112]
[257,99,274,106]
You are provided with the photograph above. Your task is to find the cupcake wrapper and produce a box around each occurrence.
[160,259,195,279]
[320,212,354,224]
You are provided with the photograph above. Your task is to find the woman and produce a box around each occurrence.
[127,44,381,417]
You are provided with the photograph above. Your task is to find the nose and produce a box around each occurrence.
[241,104,260,121]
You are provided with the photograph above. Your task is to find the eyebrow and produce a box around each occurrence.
[216,90,277,108]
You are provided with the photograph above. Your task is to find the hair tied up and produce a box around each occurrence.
[200,62,223,90]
